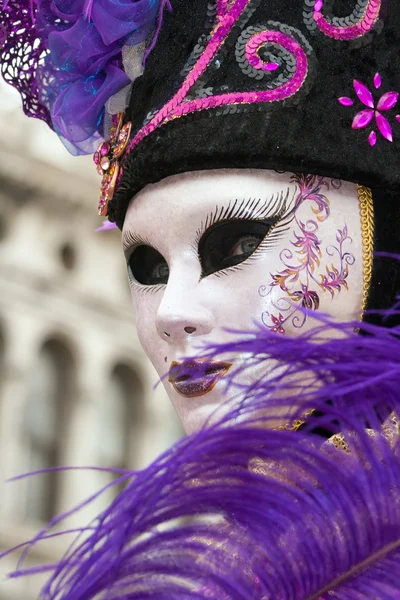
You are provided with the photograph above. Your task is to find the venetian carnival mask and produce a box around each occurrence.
[123,169,371,434]
[4,0,400,430]
[4,0,400,594]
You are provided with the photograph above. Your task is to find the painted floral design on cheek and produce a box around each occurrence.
[338,73,399,146]
[259,174,355,334]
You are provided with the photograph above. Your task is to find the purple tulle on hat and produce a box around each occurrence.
[49,63,131,154]
[0,0,165,155]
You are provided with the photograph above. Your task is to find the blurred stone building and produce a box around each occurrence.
[0,82,181,599]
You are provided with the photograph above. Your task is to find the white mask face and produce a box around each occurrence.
[123,170,365,434]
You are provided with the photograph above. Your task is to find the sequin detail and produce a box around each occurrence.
[303,0,381,41]
[125,0,310,162]
[244,31,280,72]
[216,0,237,19]
[314,0,381,40]
[338,73,399,146]
[236,23,312,83]
[94,114,132,216]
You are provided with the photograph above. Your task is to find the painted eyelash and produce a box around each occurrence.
[124,189,291,257]
[193,188,291,250]
[196,188,294,278]
[122,230,153,254]
[131,281,165,295]
[127,265,165,295]
[210,215,294,278]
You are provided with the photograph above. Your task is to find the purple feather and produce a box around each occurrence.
[2,289,400,597]
[83,0,95,22]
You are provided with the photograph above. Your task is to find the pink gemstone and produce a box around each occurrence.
[375,112,393,142]
[100,156,110,171]
[377,91,399,111]
[93,151,99,165]
[353,80,374,108]
[338,97,354,107]
[396,115,400,123]
[265,62,279,71]
[373,73,382,89]
[100,143,110,156]
[368,131,377,147]
[352,109,374,129]
[314,0,323,11]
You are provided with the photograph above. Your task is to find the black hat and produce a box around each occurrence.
[108,0,399,221]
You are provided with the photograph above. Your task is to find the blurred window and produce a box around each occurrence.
[59,242,77,271]
[97,364,144,499]
[23,339,74,522]
[0,214,7,242]
[0,325,4,407]
[0,324,4,374]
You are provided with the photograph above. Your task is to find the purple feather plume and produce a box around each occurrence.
[83,0,95,22]
[2,295,400,597]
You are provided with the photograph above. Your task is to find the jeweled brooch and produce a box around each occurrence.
[94,113,132,217]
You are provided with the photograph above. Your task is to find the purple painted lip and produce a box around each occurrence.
[168,359,232,398]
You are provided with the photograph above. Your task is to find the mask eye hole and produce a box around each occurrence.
[128,245,169,285]
[198,219,276,277]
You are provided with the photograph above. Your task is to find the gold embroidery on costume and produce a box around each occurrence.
[357,185,374,316]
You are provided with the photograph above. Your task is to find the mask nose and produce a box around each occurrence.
[184,326,196,334]
[156,273,214,344]
[158,312,214,343]
[161,325,199,339]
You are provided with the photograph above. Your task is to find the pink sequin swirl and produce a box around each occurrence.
[245,31,284,71]
[314,0,381,40]
[125,0,309,161]
[216,0,235,19]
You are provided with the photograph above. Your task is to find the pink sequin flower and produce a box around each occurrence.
[339,73,399,146]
